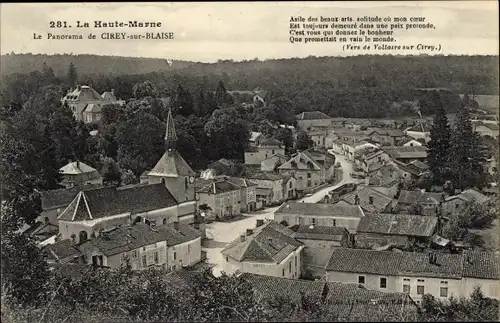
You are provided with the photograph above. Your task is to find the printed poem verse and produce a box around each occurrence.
[289,16,441,52]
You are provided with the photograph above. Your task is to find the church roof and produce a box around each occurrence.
[149,150,195,177]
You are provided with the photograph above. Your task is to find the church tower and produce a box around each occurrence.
[148,108,196,204]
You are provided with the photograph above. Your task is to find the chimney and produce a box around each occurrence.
[240,235,245,242]
[173,221,179,231]
[111,89,115,96]
[354,195,360,205]
[268,238,273,245]
[256,219,264,227]
[76,85,81,91]
[246,229,253,236]
[76,160,80,169]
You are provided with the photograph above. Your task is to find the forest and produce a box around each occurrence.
[1,54,498,118]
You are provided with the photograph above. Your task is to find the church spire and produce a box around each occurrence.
[165,108,178,151]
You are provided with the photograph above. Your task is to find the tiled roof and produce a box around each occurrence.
[292,225,349,241]
[445,189,491,204]
[222,220,302,263]
[58,183,178,221]
[220,176,258,188]
[326,248,470,279]
[382,146,428,160]
[24,222,58,239]
[259,138,283,147]
[250,131,264,142]
[340,187,393,213]
[356,213,438,237]
[275,202,365,218]
[247,172,284,181]
[40,185,102,210]
[197,180,240,194]
[463,251,500,279]
[149,150,195,177]
[78,222,201,256]
[59,161,99,175]
[296,111,332,120]
[44,239,82,261]
[101,91,117,101]
[406,123,432,133]
[398,190,443,205]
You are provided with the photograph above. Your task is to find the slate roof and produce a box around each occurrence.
[44,239,82,261]
[394,160,429,176]
[407,123,432,133]
[382,146,428,160]
[57,183,178,221]
[356,213,438,237]
[24,222,59,239]
[445,189,491,204]
[340,187,393,213]
[78,222,201,257]
[63,85,105,102]
[463,251,500,279]
[292,225,349,241]
[222,220,302,263]
[296,111,332,120]
[325,248,466,279]
[101,91,117,101]
[249,131,264,142]
[278,150,328,171]
[398,190,443,205]
[148,150,196,177]
[275,202,365,218]
[197,180,241,194]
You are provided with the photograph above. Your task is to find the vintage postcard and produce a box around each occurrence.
[1,2,499,323]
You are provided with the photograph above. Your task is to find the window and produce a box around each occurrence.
[289,181,292,188]
[369,196,374,205]
[403,278,410,282]
[173,252,177,260]
[417,279,425,282]
[312,218,316,225]
[154,252,159,264]
[440,281,448,285]
[440,287,448,297]
[226,257,229,262]
[142,255,147,267]
[171,265,176,271]
[132,250,138,258]
[143,247,146,251]
[282,268,285,277]
[358,276,365,284]
[295,256,297,267]
[307,173,311,178]
[417,285,425,295]
[185,178,189,190]
[307,180,311,187]
[403,285,410,294]
[163,218,167,225]
[332,219,336,227]
[121,253,128,262]
[272,150,275,154]
[188,245,191,253]
[289,261,292,273]
[380,277,387,289]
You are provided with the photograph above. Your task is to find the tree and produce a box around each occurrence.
[132,81,158,99]
[450,105,486,190]
[173,84,194,117]
[215,80,233,107]
[1,204,49,307]
[67,62,78,87]
[296,130,313,151]
[427,104,452,185]
[121,169,139,186]
[100,157,122,186]
[41,62,56,85]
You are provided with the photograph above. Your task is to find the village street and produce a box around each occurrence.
[202,151,363,276]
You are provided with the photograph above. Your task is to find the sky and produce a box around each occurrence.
[1,2,498,62]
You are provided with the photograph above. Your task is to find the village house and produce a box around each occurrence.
[246,172,285,204]
[290,225,351,276]
[221,220,304,278]
[242,273,417,320]
[382,146,428,164]
[324,248,500,302]
[76,221,202,271]
[393,160,430,180]
[61,85,124,123]
[222,176,258,213]
[57,182,196,244]
[354,147,391,174]
[365,128,407,146]
[244,138,285,166]
[206,158,241,176]
[342,140,379,162]
[355,213,439,249]
[38,186,87,225]
[23,221,59,244]
[296,111,333,131]
[472,121,499,138]
[196,180,242,220]
[441,189,491,216]
[325,183,358,204]
[59,161,103,189]
[282,175,298,200]
[396,190,445,216]
[43,239,83,265]
[404,123,432,143]
[403,138,423,147]
[249,131,265,147]
[256,187,273,208]
[148,109,197,210]
[274,202,365,232]
[260,153,288,172]
[338,186,395,214]
[309,129,330,148]
[278,149,335,193]
[367,163,405,188]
